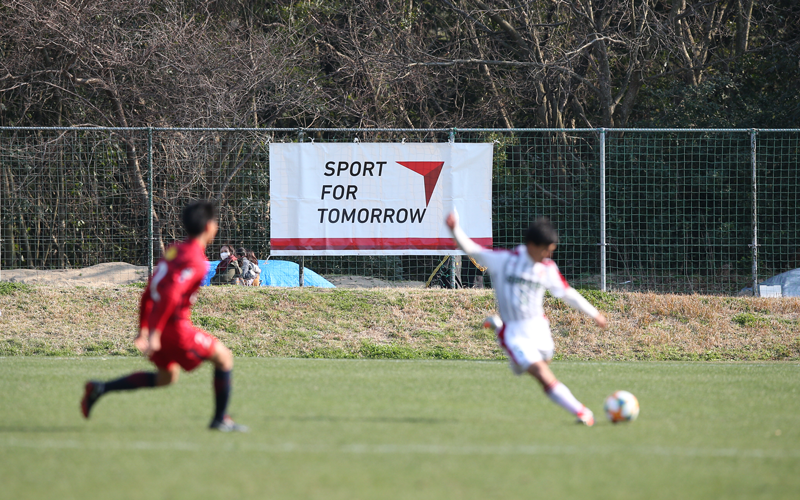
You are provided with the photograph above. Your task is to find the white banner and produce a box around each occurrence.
[269,142,492,255]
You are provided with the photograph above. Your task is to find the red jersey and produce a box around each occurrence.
[139,239,208,333]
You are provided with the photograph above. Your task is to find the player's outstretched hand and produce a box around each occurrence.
[134,328,150,354]
[445,211,459,230]
[594,313,608,329]
[146,331,162,355]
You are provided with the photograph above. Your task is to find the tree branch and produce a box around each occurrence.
[407,58,600,94]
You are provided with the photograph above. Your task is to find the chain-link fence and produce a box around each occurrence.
[1,127,797,295]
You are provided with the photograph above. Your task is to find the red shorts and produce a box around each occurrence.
[149,322,217,372]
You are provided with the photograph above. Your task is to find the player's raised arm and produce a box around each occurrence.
[545,263,607,328]
[561,288,607,328]
[445,210,484,258]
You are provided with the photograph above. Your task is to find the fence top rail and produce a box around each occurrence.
[0,126,297,132]
[0,126,794,133]
[0,126,595,132]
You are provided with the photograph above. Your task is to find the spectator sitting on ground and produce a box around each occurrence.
[244,249,262,286]
[236,248,256,286]
[211,244,242,285]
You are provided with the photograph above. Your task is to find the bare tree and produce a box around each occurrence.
[0,0,319,255]
[3,0,795,131]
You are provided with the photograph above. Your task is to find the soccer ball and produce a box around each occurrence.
[604,391,640,423]
[482,315,503,331]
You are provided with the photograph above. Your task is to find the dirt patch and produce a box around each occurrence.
[326,275,425,289]
[0,265,427,289]
[0,263,148,287]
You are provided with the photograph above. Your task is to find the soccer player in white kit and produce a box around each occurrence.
[446,212,608,426]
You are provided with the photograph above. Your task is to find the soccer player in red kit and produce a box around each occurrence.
[80,201,247,432]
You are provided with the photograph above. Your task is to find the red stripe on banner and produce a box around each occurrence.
[271,237,493,251]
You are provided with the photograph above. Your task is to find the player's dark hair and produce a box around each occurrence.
[182,200,216,237]
[235,247,246,257]
[525,217,559,246]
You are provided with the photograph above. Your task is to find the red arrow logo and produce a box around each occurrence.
[397,161,444,206]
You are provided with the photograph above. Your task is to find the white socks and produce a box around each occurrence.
[545,381,585,416]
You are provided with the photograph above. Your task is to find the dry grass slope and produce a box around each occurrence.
[0,283,798,360]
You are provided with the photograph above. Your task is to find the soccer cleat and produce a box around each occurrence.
[483,315,503,332]
[209,415,249,433]
[80,381,104,419]
[576,407,595,427]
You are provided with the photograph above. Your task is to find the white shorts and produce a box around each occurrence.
[496,317,555,375]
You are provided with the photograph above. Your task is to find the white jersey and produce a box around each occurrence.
[474,245,570,323]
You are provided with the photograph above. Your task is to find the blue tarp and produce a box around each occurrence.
[758,268,800,297]
[201,260,335,288]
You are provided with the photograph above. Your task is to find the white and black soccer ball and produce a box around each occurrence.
[604,390,640,423]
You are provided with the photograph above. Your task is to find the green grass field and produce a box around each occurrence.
[1,357,798,499]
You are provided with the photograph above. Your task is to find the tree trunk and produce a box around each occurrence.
[594,37,615,128]
[466,21,514,128]
[735,0,754,57]
[616,70,644,127]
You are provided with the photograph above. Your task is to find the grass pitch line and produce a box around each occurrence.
[2,437,798,460]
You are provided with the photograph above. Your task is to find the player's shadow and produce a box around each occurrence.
[265,415,458,425]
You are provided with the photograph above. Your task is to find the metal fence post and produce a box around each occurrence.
[299,257,305,287]
[751,129,758,296]
[0,153,3,281]
[599,128,607,292]
[450,127,458,289]
[147,127,154,277]
[297,127,305,287]
[0,158,2,281]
